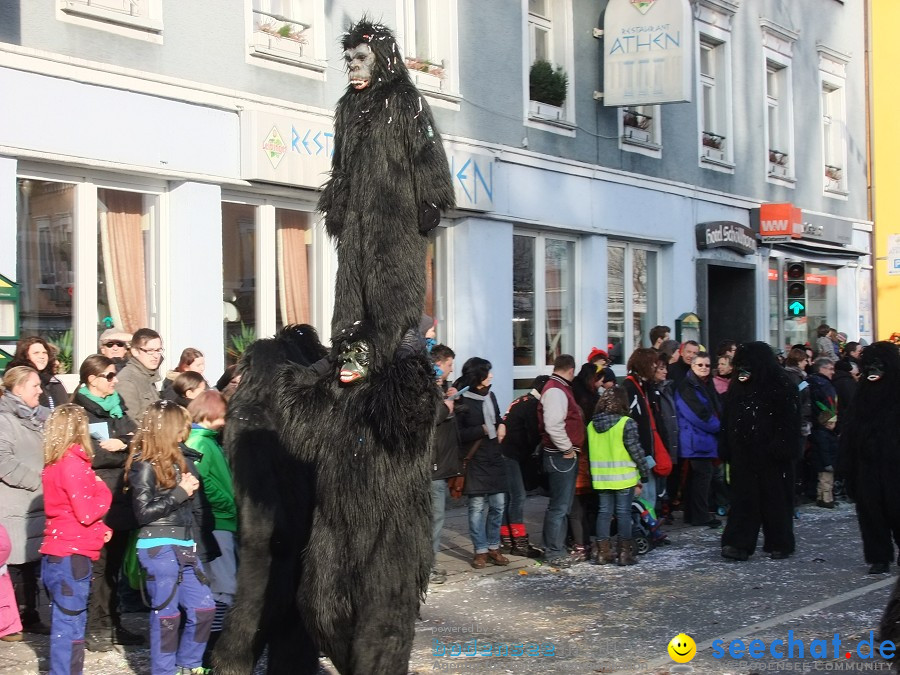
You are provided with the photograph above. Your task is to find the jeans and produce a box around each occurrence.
[641,473,658,511]
[431,479,449,555]
[503,456,526,525]
[138,545,214,675]
[467,493,505,554]
[596,487,635,540]
[42,554,91,675]
[542,452,578,559]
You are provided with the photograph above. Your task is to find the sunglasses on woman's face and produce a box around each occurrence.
[97,371,117,382]
[103,341,127,348]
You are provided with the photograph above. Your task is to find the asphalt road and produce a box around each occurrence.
[0,498,894,674]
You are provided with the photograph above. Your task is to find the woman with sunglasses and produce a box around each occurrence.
[675,351,723,528]
[70,355,145,651]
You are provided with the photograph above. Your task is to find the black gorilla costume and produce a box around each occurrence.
[214,18,453,675]
[839,341,900,573]
[720,342,801,560]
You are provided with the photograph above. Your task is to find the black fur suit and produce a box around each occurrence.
[839,342,900,569]
[720,342,801,558]
[214,18,452,675]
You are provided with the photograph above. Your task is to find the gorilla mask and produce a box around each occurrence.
[345,43,375,90]
[341,19,409,93]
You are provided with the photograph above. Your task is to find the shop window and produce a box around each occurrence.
[59,0,163,36]
[525,0,575,132]
[222,202,257,366]
[97,189,155,336]
[607,242,659,367]
[17,179,75,349]
[512,232,576,370]
[249,0,325,73]
[275,208,313,331]
[782,263,838,349]
[399,0,460,98]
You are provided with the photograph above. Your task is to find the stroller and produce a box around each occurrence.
[631,496,668,555]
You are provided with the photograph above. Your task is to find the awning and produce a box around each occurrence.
[769,238,869,262]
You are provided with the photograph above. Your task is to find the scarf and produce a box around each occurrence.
[1,392,50,430]
[463,389,497,439]
[77,385,125,419]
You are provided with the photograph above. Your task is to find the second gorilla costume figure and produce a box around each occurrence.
[214,18,454,675]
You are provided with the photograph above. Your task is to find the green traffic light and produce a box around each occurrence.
[788,300,805,316]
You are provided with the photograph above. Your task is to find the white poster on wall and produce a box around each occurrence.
[888,233,900,276]
[603,0,693,107]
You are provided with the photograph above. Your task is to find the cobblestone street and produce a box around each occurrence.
[1,497,895,674]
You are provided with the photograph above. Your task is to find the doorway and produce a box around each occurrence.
[698,261,757,354]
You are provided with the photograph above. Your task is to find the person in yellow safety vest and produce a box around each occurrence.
[588,386,651,566]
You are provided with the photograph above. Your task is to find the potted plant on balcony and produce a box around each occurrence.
[623,109,652,130]
[529,60,567,120]
[253,19,308,60]
[769,149,789,166]
[702,131,726,150]
[825,164,843,181]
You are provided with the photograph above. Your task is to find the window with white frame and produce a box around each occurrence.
[761,20,797,184]
[526,0,574,127]
[249,0,324,70]
[399,0,459,97]
[819,47,849,197]
[620,105,661,155]
[699,37,729,163]
[59,0,163,35]
[607,242,659,368]
[512,232,577,374]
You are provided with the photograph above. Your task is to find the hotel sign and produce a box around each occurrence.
[695,222,758,255]
[603,0,693,106]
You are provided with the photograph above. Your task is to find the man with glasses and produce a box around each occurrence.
[116,327,163,423]
[98,329,132,372]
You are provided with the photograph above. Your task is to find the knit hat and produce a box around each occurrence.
[419,314,436,335]
[586,347,608,364]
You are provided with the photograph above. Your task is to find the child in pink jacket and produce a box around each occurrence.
[40,405,112,675]
[0,523,22,641]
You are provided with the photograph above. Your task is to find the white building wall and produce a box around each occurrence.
[164,182,225,382]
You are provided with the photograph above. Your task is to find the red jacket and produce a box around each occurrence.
[40,444,112,561]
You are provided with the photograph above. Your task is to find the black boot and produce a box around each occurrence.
[519,535,543,559]
[500,533,514,554]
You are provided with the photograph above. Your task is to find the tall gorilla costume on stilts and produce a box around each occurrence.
[720,342,801,561]
[839,341,900,576]
[213,18,454,675]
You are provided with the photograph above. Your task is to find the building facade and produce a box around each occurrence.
[0,0,871,409]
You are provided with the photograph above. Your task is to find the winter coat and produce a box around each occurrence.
[500,389,543,491]
[39,444,112,561]
[128,444,220,563]
[784,366,813,436]
[0,394,48,565]
[115,359,161,423]
[4,360,68,411]
[675,373,721,459]
[816,336,839,361]
[0,524,22,638]
[831,368,857,434]
[71,390,138,531]
[185,426,237,533]
[808,373,839,470]
[653,380,680,462]
[455,389,506,496]
[623,376,656,459]
[432,397,462,481]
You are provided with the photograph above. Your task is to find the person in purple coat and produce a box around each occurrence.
[675,352,722,528]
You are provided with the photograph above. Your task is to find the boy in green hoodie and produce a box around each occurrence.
[185,390,235,667]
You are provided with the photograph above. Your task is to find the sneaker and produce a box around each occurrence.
[716,506,727,517]
[21,621,50,636]
[85,634,115,652]
[544,556,571,569]
[429,569,447,585]
[177,668,212,675]
[114,625,145,646]
[0,632,23,642]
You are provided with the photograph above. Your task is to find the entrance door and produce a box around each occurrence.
[703,263,756,353]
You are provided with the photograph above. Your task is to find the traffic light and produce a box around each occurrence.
[786,261,806,318]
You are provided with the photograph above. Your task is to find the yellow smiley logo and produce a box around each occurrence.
[667,633,697,663]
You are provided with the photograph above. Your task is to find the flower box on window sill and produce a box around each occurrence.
[623,110,653,131]
[770,149,789,166]
[769,162,791,178]
[529,100,564,121]
[251,29,306,63]
[623,126,652,145]
[60,0,163,32]
[411,70,446,92]
[825,165,843,182]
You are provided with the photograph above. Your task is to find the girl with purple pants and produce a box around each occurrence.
[126,401,215,675]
